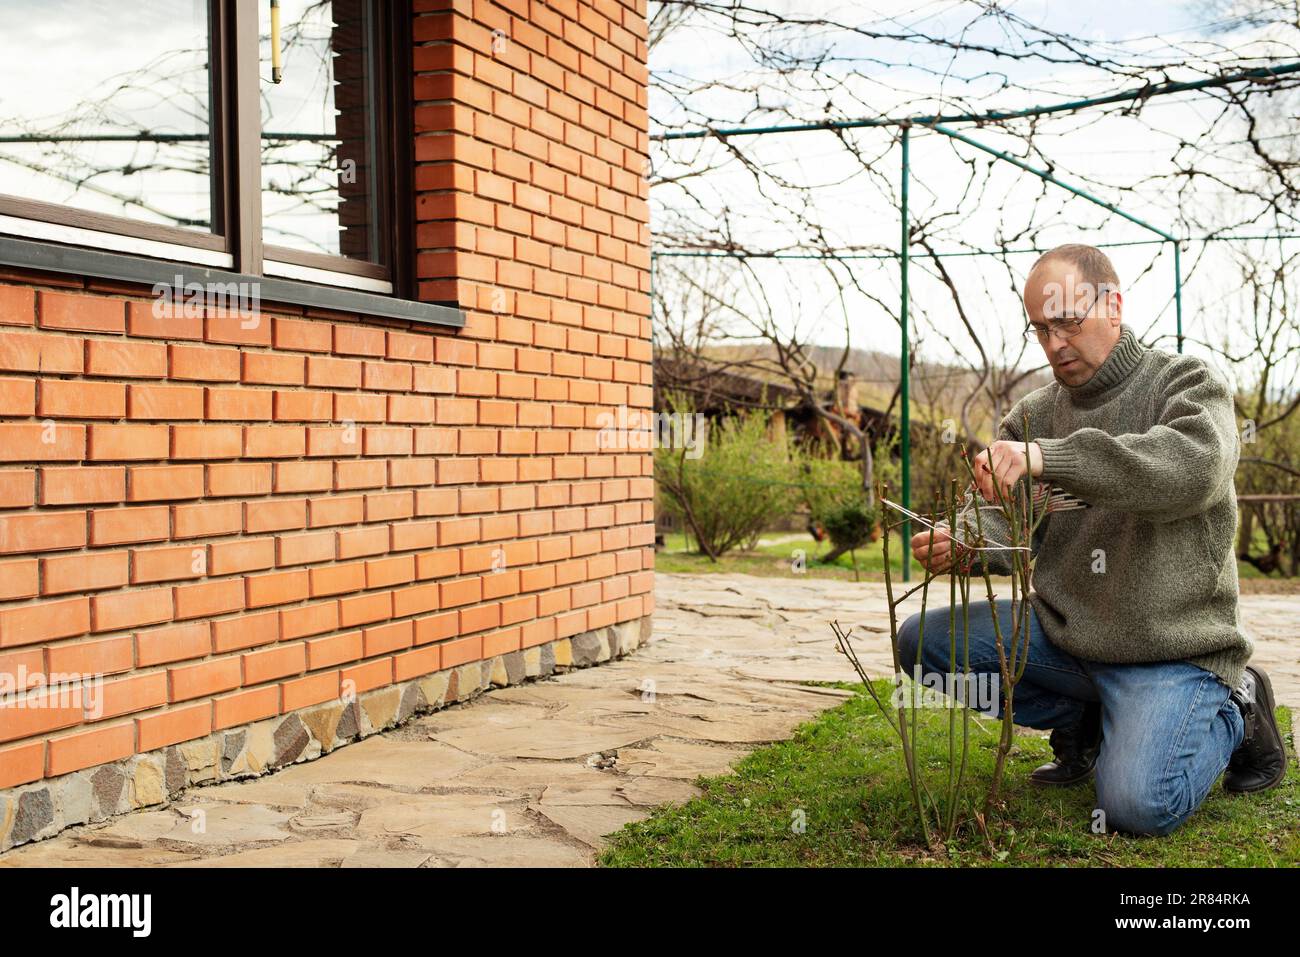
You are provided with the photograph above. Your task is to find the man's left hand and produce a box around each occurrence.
[972,440,1044,501]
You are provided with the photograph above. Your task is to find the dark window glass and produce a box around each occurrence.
[260,0,383,265]
[0,0,215,232]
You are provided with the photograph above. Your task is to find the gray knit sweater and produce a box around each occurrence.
[965,322,1253,691]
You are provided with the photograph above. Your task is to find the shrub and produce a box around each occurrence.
[655,409,799,560]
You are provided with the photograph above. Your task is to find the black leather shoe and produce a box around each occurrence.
[1223,666,1288,794]
[1029,701,1102,787]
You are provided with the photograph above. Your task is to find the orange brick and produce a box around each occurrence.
[90,505,169,546]
[414,610,458,645]
[97,671,168,719]
[206,311,270,347]
[275,460,332,493]
[244,425,306,458]
[334,324,386,357]
[0,422,86,462]
[245,569,309,608]
[211,608,278,653]
[0,686,83,742]
[46,722,136,776]
[281,670,340,711]
[366,554,415,589]
[129,464,205,502]
[136,621,211,668]
[281,600,340,641]
[207,462,272,497]
[274,316,333,353]
[0,285,36,328]
[306,355,362,389]
[172,424,242,459]
[393,644,441,682]
[0,596,90,648]
[0,376,34,415]
[483,626,520,657]
[45,634,133,677]
[363,362,413,392]
[169,343,240,381]
[309,562,366,597]
[0,510,86,554]
[37,379,124,418]
[209,538,275,576]
[242,352,304,386]
[341,657,392,694]
[276,530,336,567]
[460,601,500,634]
[92,588,173,633]
[339,590,393,628]
[393,582,440,618]
[338,525,389,560]
[40,466,126,505]
[127,300,203,340]
[136,701,211,751]
[439,634,482,668]
[127,383,205,420]
[85,339,167,378]
[169,656,242,702]
[274,390,333,421]
[0,469,35,508]
[363,620,413,656]
[0,558,38,601]
[0,329,83,374]
[305,629,361,669]
[245,499,307,534]
[206,387,273,420]
[335,458,387,489]
[131,543,207,584]
[39,291,125,333]
[0,740,45,788]
[213,685,281,729]
[42,552,129,595]
[242,643,306,685]
[87,424,168,460]
[173,578,244,621]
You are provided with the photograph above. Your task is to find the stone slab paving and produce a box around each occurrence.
[3,573,1296,868]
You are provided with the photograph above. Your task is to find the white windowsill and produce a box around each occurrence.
[263,259,392,294]
[0,215,232,269]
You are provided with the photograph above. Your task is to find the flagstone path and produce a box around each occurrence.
[2,573,1295,867]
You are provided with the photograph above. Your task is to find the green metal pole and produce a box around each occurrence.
[928,125,1174,243]
[656,62,1300,141]
[900,125,911,583]
[1173,241,1184,353]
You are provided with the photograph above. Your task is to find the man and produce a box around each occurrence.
[899,243,1288,837]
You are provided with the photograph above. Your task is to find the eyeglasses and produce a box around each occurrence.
[1024,313,1090,342]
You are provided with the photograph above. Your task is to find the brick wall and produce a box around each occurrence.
[0,0,653,816]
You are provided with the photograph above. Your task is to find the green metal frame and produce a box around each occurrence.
[650,61,1300,580]
[896,121,1185,578]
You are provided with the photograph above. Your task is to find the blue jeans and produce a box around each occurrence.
[896,596,1245,837]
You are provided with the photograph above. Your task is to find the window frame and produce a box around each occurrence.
[0,0,232,261]
[0,0,433,314]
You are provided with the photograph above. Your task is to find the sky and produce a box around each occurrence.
[647,0,1300,388]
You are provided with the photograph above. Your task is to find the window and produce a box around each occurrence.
[0,0,412,296]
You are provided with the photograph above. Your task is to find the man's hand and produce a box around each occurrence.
[911,523,973,575]
[972,440,1044,502]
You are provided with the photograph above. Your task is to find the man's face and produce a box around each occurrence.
[1022,260,1123,387]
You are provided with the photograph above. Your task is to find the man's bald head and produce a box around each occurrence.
[1022,243,1124,386]
[1026,244,1121,312]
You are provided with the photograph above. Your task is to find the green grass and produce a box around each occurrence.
[653,530,922,579]
[654,529,1291,585]
[598,681,1300,867]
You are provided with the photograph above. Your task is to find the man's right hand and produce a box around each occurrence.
[910,524,972,574]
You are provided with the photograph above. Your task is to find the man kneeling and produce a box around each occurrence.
[900,243,1287,837]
